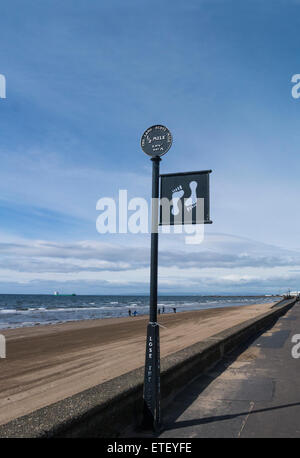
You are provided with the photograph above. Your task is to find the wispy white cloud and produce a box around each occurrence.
[0,149,150,225]
[0,233,299,294]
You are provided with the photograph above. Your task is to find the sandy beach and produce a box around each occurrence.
[0,302,275,426]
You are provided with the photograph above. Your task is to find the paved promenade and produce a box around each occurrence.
[159,301,300,438]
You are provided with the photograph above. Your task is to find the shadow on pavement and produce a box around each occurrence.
[162,401,300,432]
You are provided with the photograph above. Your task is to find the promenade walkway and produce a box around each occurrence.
[159,301,300,438]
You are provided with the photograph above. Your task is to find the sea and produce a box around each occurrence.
[0,294,280,330]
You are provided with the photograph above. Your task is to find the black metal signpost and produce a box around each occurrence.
[141,125,172,432]
[141,125,212,433]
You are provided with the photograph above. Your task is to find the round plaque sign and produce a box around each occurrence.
[141,125,172,157]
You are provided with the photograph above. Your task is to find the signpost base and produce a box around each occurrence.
[142,322,160,432]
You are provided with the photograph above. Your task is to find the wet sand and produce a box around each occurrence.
[0,302,275,425]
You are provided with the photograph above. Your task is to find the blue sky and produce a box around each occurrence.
[0,0,300,294]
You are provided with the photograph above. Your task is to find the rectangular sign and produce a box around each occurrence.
[159,170,212,225]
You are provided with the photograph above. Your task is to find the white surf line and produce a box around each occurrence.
[237,401,255,437]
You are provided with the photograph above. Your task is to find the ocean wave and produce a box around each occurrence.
[27,307,47,311]
[44,307,103,312]
[0,306,104,314]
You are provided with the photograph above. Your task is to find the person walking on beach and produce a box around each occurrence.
[173,307,176,313]
[133,310,137,317]
[128,309,132,317]
[162,306,165,314]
